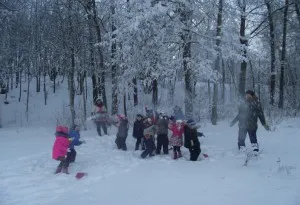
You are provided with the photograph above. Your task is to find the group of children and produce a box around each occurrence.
[131,112,204,160]
[52,124,85,174]
[52,107,204,174]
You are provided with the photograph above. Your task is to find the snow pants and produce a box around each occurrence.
[115,137,127,151]
[141,137,156,158]
[189,146,201,161]
[238,127,258,148]
[67,148,77,163]
[135,135,145,151]
[156,134,169,154]
[96,121,107,136]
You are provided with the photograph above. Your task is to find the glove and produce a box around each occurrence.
[263,124,270,131]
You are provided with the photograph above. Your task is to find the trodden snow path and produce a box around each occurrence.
[0,120,300,205]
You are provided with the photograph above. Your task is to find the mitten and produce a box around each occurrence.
[263,124,270,131]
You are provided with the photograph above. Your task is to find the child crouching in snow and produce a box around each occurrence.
[141,118,156,159]
[184,120,201,161]
[67,125,86,164]
[52,125,72,174]
[169,120,185,159]
[114,114,129,151]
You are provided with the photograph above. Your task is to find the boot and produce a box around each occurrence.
[173,151,178,160]
[55,166,62,174]
[62,167,69,174]
[252,143,259,152]
[177,151,182,158]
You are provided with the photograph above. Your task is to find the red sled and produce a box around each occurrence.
[75,172,88,179]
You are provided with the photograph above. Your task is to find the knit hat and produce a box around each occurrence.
[245,90,255,96]
[186,119,196,126]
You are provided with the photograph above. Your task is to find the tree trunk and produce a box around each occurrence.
[152,79,158,108]
[212,0,223,125]
[26,70,30,122]
[44,71,47,105]
[19,70,22,102]
[124,89,127,117]
[69,48,76,127]
[16,71,19,88]
[278,0,289,109]
[133,78,138,106]
[111,0,118,115]
[239,5,247,98]
[83,75,87,130]
[208,80,211,106]
[265,0,276,105]
[295,0,300,24]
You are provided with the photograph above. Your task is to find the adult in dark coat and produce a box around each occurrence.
[230,90,269,152]
[156,114,169,154]
[184,120,201,161]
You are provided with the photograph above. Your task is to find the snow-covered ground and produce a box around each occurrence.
[1,118,299,205]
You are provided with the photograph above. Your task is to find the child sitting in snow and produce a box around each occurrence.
[184,120,202,161]
[141,118,156,159]
[67,125,86,164]
[52,125,72,174]
[114,114,129,151]
[169,120,185,159]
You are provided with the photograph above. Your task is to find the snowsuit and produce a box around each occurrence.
[231,96,267,149]
[94,104,108,136]
[156,118,169,154]
[133,119,145,150]
[52,125,71,174]
[184,125,201,161]
[115,118,129,151]
[141,123,156,158]
[169,122,184,159]
[67,129,83,163]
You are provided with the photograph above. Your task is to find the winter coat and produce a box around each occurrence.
[169,123,184,146]
[156,118,169,135]
[94,105,108,122]
[133,120,144,139]
[143,123,156,139]
[68,130,83,149]
[116,118,129,138]
[52,126,70,160]
[231,97,266,130]
[184,125,200,149]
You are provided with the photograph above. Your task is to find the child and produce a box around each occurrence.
[169,120,185,159]
[52,125,71,174]
[67,125,85,163]
[133,114,145,150]
[141,118,156,159]
[156,113,169,154]
[114,114,129,151]
[184,119,201,161]
[93,99,108,136]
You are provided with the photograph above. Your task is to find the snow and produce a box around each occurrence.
[1,119,299,205]
[1,80,299,205]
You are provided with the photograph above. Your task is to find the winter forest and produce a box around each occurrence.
[0,0,300,128]
[1,1,300,205]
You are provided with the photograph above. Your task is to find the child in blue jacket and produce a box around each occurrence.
[67,125,85,163]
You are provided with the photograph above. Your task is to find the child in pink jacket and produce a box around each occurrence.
[169,120,185,159]
[52,125,71,174]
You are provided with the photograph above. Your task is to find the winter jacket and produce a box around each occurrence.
[133,120,144,139]
[52,126,70,160]
[68,130,83,149]
[94,105,108,122]
[143,123,156,139]
[231,97,266,130]
[184,125,200,149]
[173,108,185,120]
[169,123,184,146]
[117,118,129,138]
[156,118,169,135]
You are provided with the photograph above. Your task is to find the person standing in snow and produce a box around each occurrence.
[67,125,85,163]
[169,120,185,159]
[141,118,156,158]
[184,120,202,161]
[155,113,169,155]
[93,99,108,136]
[133,114,145,151]
[52,125,71,174]
[230,90,270,152]
[114,114,129,151]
